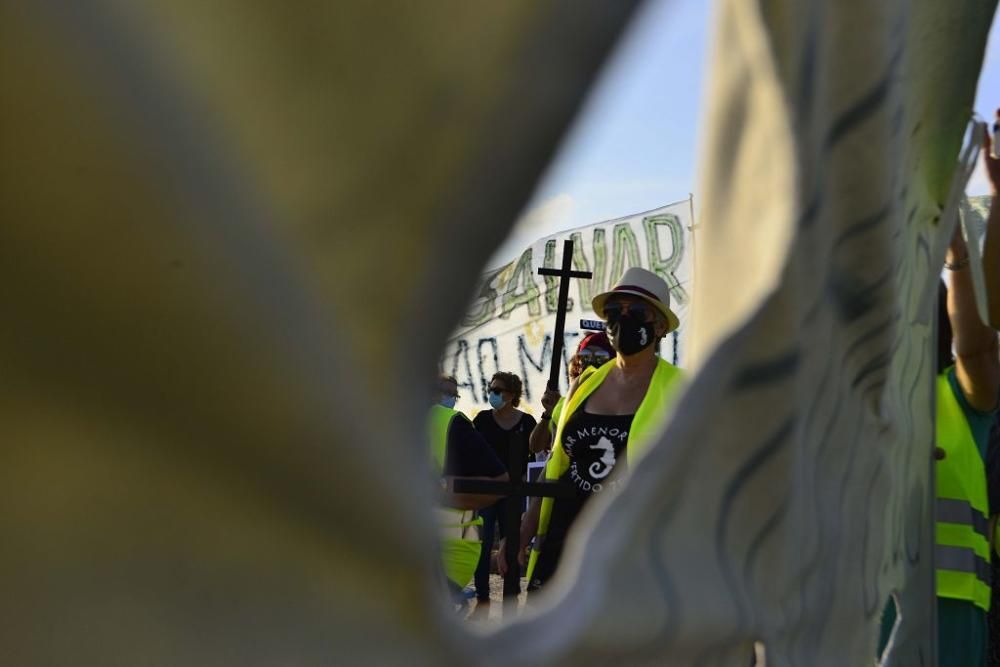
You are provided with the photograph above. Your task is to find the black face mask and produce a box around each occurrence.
[606,315,656,356]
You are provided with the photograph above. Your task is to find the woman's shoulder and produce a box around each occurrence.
[569,365,602,397]
[517,410,537,428]
[656,356,684,375]
[473,409,493,425]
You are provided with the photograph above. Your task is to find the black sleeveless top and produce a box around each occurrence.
[560,403,634,495]
[533,399,634,585]
[472,410,536,478]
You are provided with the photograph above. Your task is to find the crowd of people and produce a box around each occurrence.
[429,111,1000,665]
[429,264,686,615]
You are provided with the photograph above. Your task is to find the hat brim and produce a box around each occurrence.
[592,288,680,334]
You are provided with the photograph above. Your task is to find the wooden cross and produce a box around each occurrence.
[538,239,593,392]
[452,239,592,611]
[452,440,576,609]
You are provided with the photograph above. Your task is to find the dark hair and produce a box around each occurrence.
[490,371,523,407]
[439,374,458,385]
[937,280,954,376]
[436,374,458,396]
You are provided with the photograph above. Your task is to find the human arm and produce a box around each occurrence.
[947,228,1000,411]
[499,383,583,573]
[528,388,561,453]
[528,418,552,453]
[982,110,999,329]
[442,473,509,510]
[497,496,542,576]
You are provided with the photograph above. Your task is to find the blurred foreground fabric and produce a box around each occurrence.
[0,0,995,665]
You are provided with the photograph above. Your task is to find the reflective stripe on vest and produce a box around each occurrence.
[935,498,990,540]
[436,508,481,542]
[935,545,991,582]
[934,371,991,611]
[536,357,684,539]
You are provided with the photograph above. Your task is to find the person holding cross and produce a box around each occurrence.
[528,332,616,458]
[500,266,686,588]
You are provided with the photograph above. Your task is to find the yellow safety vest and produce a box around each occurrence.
[426,404,483,588]
[530,357,684,572]
[547,396,565,437]
[935,372,991,612]
[427,404,456,474]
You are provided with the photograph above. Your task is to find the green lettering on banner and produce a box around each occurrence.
[588,227,607,310]
[543,239,559,314]
[500,248,541,319]
[461,266,503,328]
[610,223,641,287]
[643,214,689,305]
[562,231,595,313]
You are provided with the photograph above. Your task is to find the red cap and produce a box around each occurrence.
[577,332,613,355]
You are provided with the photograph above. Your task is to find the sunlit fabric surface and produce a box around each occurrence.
[0,0,994,665]
[1,1,639,664]
[486,2,993,665]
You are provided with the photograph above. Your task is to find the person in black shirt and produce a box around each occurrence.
[432,375,507,486]
[429,375,507,610]
[442,412,508,482]
[470,371,537,607]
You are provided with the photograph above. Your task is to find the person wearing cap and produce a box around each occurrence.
[499,267,686,588]
[528,332,616,458]
[427,375,508,608]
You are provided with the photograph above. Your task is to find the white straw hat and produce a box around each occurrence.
[591,267,680,333]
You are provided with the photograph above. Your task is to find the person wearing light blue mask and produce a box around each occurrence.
[440,387,459,410]
[487,389,505,410]
[469,371,536,614]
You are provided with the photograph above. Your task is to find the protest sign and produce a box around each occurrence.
[443,198,694,414]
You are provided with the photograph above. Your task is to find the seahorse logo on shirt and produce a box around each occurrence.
[588,436,617,479]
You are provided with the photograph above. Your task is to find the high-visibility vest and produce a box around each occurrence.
[427,404,457,474]
[935,372,991,612]
[426,404,483,588]
[547,396,565,437]
[534,357,684,544]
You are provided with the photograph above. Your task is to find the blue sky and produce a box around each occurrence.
[490,0,1000,266]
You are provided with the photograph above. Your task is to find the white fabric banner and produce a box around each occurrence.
[443,199,694,414]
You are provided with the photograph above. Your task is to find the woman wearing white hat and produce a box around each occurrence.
[499,266,686,588]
